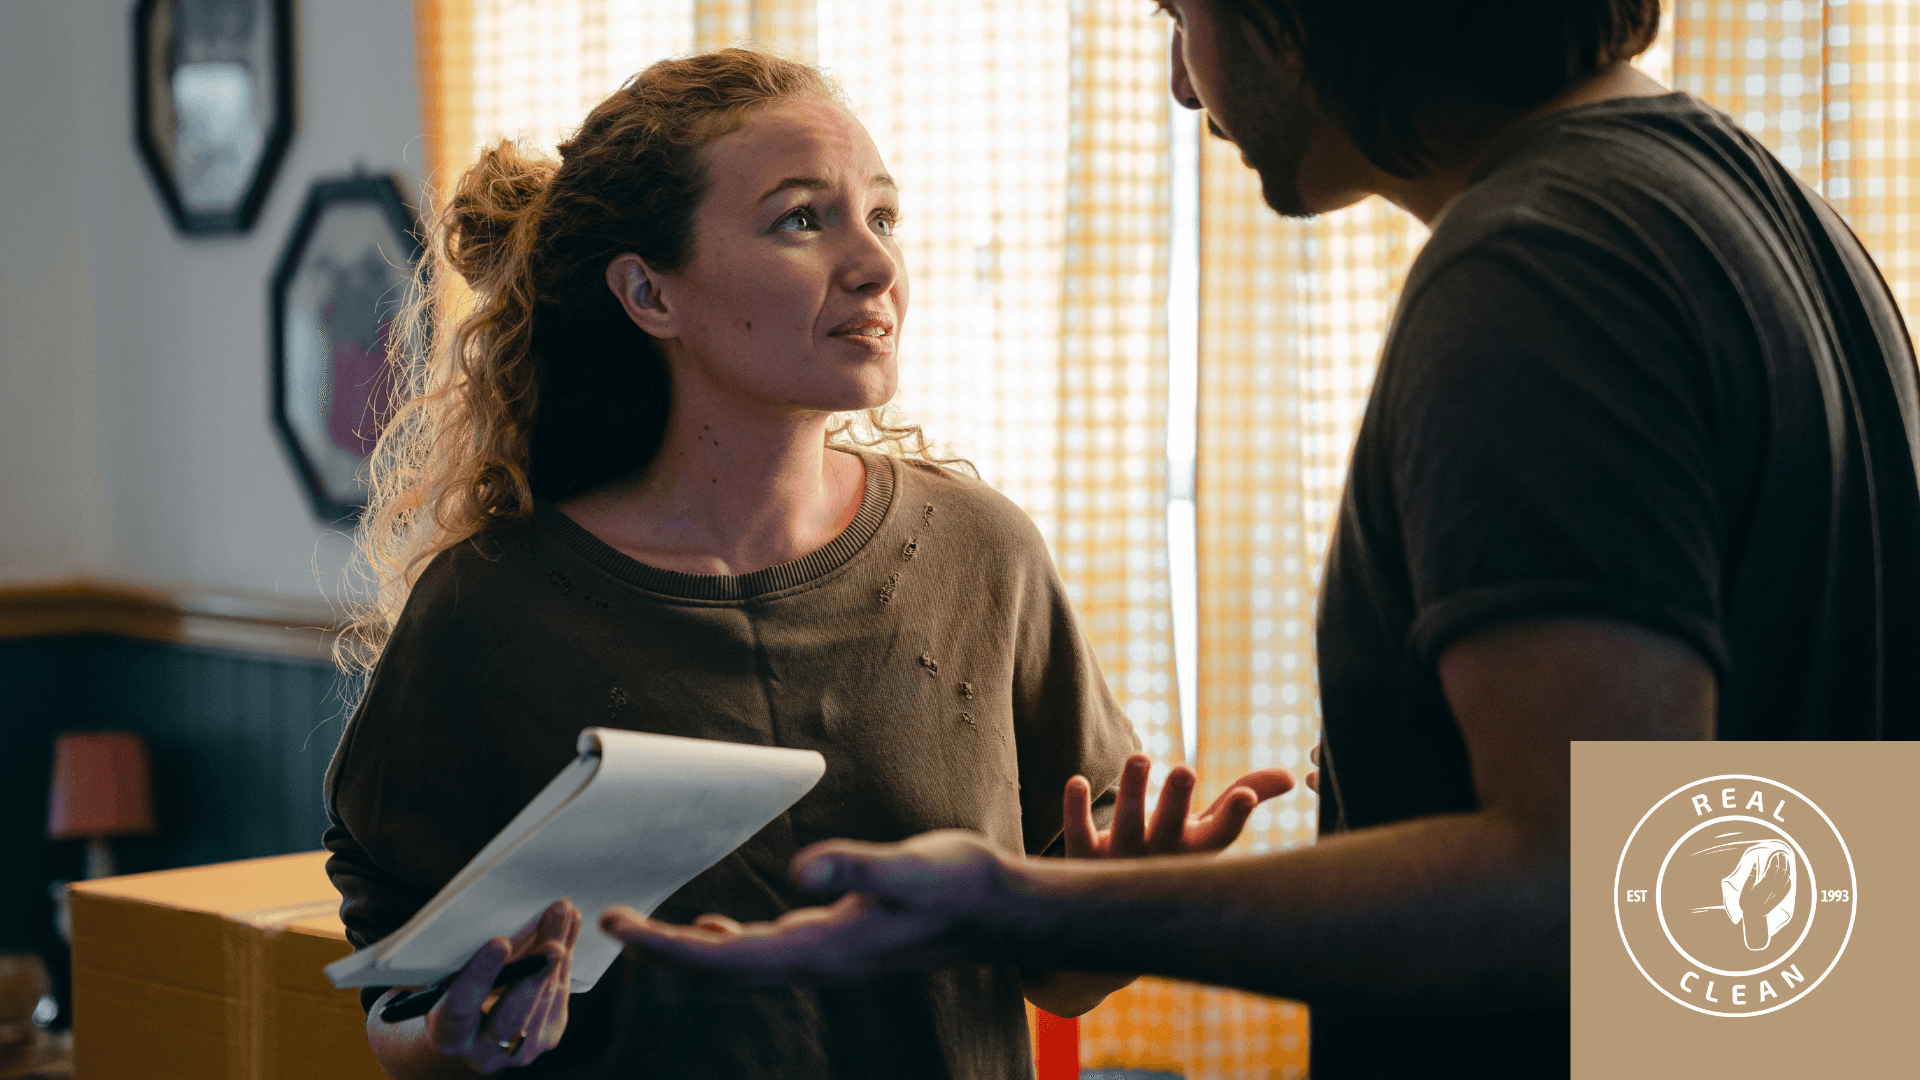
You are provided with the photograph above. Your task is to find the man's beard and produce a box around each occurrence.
[1202,73,1322,219]
[1204,111,1315,219]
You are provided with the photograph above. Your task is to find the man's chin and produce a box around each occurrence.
[1255,166,1315,220]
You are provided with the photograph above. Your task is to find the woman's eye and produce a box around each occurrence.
[871,213,897,237]
[776,207,819,232]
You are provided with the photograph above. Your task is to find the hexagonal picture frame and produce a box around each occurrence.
[134,0,294,234]
[270,173,422,523]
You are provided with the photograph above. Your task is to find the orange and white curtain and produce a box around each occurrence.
[412,2,1917,1077]
[1658,0,1920,339]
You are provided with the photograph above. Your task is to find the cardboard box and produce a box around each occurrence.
[68,851,382,1080]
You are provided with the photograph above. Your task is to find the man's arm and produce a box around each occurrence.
[604,616,1713,1011]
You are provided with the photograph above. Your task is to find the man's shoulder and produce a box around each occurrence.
[1419,94,1765,267]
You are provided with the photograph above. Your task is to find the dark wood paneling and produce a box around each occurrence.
[0,636,354,953]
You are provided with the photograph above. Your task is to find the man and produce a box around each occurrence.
[603,0,1920,1073]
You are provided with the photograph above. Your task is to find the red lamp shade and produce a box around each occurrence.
[47,731,157,840]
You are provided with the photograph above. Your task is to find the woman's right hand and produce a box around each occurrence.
[412,898,580,1076]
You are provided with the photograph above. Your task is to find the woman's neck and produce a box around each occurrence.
[555,382,867,577]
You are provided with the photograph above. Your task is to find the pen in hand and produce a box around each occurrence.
[378,954,552,1024]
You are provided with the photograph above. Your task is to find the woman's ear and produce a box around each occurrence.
[606,253,675,338]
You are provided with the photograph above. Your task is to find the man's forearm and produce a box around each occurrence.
[1000,809,1567,1014]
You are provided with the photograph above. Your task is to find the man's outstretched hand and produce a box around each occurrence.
[600,757,1297,993]
[599,830,1018,985]
[1064,753,1294,858]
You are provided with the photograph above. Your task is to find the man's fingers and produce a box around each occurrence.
[790,835,990,902]
[788,838,910,896]
[607,895,947,984]
[1306,770,1319,793]
[1061,775,1100,858]
[600,905,654,940]
[1144,765,1196,853]
[1110,754,1152,857]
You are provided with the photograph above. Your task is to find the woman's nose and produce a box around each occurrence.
[840,224,900,295]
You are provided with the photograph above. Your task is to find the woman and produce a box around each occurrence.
[325,48,1287,1079]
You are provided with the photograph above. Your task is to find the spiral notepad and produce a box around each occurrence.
[324,727,825,993]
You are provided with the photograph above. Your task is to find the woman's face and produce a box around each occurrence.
[624,94,907,419]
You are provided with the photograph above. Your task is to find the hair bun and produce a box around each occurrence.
[442,140,558,289]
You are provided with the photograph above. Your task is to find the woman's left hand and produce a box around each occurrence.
[1063,753,1295,859]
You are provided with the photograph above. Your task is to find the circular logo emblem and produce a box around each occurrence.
[1615,774,1855,1017]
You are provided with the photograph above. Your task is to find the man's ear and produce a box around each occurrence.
[607,253,675,339]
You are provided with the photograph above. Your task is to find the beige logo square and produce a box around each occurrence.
[1572,742,1916,1076]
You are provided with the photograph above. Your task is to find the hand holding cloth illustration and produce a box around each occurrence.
[1721,841,1795,950]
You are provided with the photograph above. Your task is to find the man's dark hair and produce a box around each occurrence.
[1220,0,1662,177]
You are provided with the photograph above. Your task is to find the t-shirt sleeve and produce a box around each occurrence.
[1004,520,1140,856]
[1383,231,1730,675]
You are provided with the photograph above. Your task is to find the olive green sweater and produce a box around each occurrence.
[323,452,1136,1079]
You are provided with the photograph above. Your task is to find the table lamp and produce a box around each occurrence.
[47,731,157,880]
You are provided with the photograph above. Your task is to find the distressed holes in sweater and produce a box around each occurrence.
[959,711,975,726]
[902,538,918,560]
[608,687,628,716]
[922,503,935,524]
[878,573,901,604]
[919,653,939,676]
[959,681,973,700]
[585,596,611,611]
[548,571,572,596]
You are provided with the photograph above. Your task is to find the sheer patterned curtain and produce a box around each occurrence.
[1668,0,1920,338]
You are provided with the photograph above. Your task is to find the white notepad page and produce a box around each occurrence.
[325,727,826,993]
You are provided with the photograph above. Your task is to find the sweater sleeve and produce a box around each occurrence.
[1005,519,1139,856]
[319,536,576,1012]
[322,698,435,1013]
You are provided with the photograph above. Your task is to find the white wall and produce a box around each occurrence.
[0,0,421,602]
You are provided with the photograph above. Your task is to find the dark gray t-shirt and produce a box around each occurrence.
[324,452,1137,1079]
[1315,94,1919,1071]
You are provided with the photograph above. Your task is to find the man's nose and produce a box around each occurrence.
[1169,29,1200,110]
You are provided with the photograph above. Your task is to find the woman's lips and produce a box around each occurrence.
[828,317,894,352]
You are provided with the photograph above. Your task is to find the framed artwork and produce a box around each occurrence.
[133,0,294,233]
[270,174,422,523]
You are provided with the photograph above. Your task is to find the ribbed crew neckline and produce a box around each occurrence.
[531,450,896,602]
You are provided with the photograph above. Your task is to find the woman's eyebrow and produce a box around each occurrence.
[758,174,897,203]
